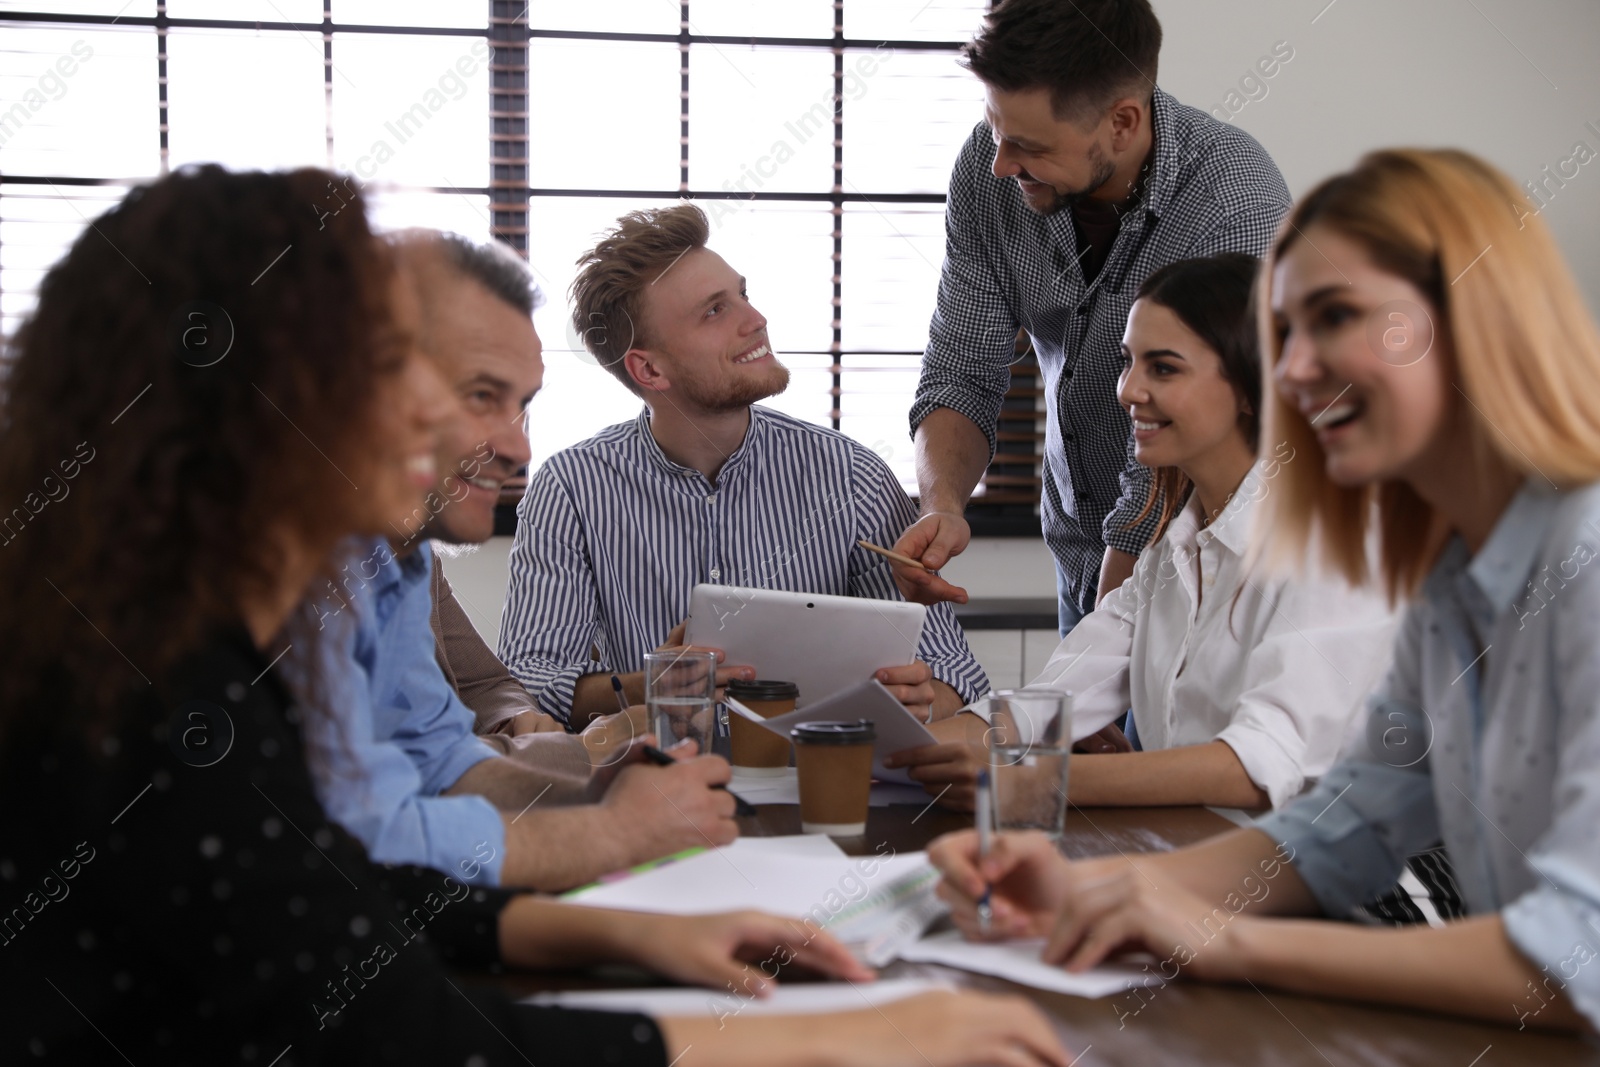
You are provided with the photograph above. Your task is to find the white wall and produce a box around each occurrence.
[438,534,1059,651]
[1151,0,1600,312]
[441,535,1060,691]
[451,0,1600,682]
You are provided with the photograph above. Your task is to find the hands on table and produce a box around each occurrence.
[619,909,876,995]
[657,986,1071,1067]
[884,714,1136,812]
[928,829,1252,982]
[601,744,740,850]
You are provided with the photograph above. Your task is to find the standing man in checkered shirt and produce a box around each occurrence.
[890,0,1291,636]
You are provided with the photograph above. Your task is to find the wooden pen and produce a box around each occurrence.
[857,539,930,572]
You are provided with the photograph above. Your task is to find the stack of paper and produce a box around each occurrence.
[568,839,932,927]
[899,930,1162,999]
[525,977,944,1017]
[559,835,1165,1004]
[728,767,931,808]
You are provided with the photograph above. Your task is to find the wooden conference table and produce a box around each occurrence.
[476,802,1600,1067]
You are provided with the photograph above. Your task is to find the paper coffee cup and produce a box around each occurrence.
[792,720,875,836]
[727,680,799,776]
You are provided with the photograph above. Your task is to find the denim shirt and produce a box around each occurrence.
[1258,480,1600,1028]
[303,539,505,885]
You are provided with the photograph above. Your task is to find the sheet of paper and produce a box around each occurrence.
[723,833,846,858]
[523,977,943,1017]
[867,782,935,806]
[729,768,935,808]
[897,930,1161,999]
[742,679,937,785]
[567,844,932,926]
[823,861,949,967]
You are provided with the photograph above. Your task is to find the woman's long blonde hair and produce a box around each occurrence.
[1256,148,1600,602]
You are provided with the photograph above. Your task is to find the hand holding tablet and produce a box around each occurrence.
[683,584,927,709]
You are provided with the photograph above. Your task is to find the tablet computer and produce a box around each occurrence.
[683,584,927,708]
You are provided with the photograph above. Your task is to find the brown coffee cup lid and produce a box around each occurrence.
[791,719,875,745]
[726,679,800,701]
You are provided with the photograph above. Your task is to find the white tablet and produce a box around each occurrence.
[683,584,927,708]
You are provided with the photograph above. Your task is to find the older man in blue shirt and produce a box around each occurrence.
[301,234,738,890]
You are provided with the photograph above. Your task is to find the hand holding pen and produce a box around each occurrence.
[926,824,1079,943]
[615,673,759,817]
[976,770,994,932]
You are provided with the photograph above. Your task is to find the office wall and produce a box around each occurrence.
[440,534,1058,650]
[1152,0,1600,312]
[452,0,1600,649]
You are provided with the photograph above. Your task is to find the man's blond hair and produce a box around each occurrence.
[570,203,710,395]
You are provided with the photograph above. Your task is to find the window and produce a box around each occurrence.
[1,1,1041,521]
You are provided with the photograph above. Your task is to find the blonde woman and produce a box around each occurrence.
[890,253,1397,812]
[929,148,1600,1032]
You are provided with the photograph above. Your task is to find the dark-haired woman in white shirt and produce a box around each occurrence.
[892,252,1396,812]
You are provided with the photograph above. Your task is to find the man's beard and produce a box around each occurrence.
[673,358,791,413]
[1020,144,1118,216]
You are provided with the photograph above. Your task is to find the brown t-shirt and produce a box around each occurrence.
[1070,195,1126,284]
[429,559,593,800]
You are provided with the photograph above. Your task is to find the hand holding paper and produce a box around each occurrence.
[728,679,937,785]
[873,660,937,723]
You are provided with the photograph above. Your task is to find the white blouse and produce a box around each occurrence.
[1015,461,1399,808]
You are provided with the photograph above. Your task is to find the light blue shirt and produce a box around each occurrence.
[1258,480,1600,1028]
[303,539,505,885]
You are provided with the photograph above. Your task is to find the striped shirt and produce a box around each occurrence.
[498,405,990,724]
[911,86,1291,616]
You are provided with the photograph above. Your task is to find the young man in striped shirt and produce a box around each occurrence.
[497,204,990,729]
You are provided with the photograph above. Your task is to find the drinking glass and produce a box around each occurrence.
[980,688,1072,839]
[643,650,718,754]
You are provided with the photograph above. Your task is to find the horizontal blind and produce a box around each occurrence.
[0,1,1039,518]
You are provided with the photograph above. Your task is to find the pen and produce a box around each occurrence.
[640,744,759,817]
[975,769,993,933]
[856,539,930,572]
[610,674,631,714]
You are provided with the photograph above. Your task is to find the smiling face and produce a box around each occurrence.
[1270,226,1457,489]
[1118,298,1253,475]
[417,270,542,545]
[985,85,1118,215]
[627,247,789,413]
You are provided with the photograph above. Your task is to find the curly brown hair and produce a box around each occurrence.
[0,164,398,741]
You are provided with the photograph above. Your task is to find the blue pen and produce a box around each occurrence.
[976,769,993,932]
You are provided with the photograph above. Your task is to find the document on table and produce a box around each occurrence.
[721,834,846,858]
[728,768,932,808]
[898,930,1162,999]
[523,977,944,1017]
[568,843,929,918]
[565,844,949,965]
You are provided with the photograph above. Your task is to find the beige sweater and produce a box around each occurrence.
[428,559,591,803]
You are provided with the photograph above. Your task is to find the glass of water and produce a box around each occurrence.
[644,650,718,755]
[981,688,1072,840]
